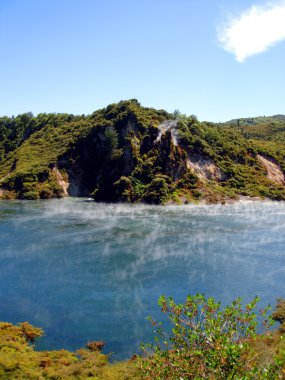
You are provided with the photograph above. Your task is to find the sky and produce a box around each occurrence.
[0,0,284,122]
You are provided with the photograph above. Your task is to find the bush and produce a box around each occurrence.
[0,322,141,380]
[143,177,169,204]
[39,186,53,199]
[21,190,39,200]
[114,176,133,201]
[139,294,284,379]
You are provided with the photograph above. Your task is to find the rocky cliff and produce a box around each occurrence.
[0,100,285,204]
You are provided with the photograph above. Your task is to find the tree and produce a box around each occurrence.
[104,126,121,160]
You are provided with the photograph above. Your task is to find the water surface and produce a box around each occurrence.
[0,199,284,359]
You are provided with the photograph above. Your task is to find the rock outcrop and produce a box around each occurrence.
[186,154,225,182]
[257,154,285,186]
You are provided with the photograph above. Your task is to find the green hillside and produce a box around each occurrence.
[222,115,285,142]
[1,100,285,203]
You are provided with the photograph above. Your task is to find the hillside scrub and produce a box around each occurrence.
[1,100,285,203]
[0,322,140,380]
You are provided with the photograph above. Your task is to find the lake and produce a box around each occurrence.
[0,199,284,360]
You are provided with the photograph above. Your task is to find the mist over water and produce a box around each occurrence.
[0,199,284,360]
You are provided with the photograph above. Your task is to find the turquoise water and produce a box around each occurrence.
[0,199,284,360]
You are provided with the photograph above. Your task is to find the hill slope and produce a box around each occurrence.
[1,100,285,203]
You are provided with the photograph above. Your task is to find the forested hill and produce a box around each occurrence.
[0,100,285,204]
[221,115,285,141]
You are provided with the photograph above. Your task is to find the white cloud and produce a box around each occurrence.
[218,1,285,62]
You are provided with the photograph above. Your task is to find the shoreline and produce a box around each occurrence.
[0,193,279,205]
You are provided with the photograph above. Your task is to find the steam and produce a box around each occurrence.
[0,199,284,358]
[4,199,285,290]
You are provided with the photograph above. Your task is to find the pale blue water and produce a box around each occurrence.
[0,199,284,360]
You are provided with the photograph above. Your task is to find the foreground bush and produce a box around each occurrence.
[0,296,284,379]
[0,322,140,379]
[139,294,285,379]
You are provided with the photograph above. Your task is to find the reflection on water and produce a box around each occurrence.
[0,199,284,359]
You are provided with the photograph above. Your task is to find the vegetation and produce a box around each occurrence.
[139,294,285,379]
[0,100,285,204]
[0,322,139,380]
[0,296,284,379]
[224,115,285,142]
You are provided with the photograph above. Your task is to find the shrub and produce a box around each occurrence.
[143,177,169,204]
[21,190,39,200]
[114,176,132,201]
[139,294,284,379]
[0,322,141,379]
[39,186,53,199]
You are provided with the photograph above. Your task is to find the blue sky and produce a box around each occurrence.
[0,0,284,121]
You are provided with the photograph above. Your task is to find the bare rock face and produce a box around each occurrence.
[257,154,285,186]
[272,298,285,334]
[52,167,69,196]
[186,154,225,182]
